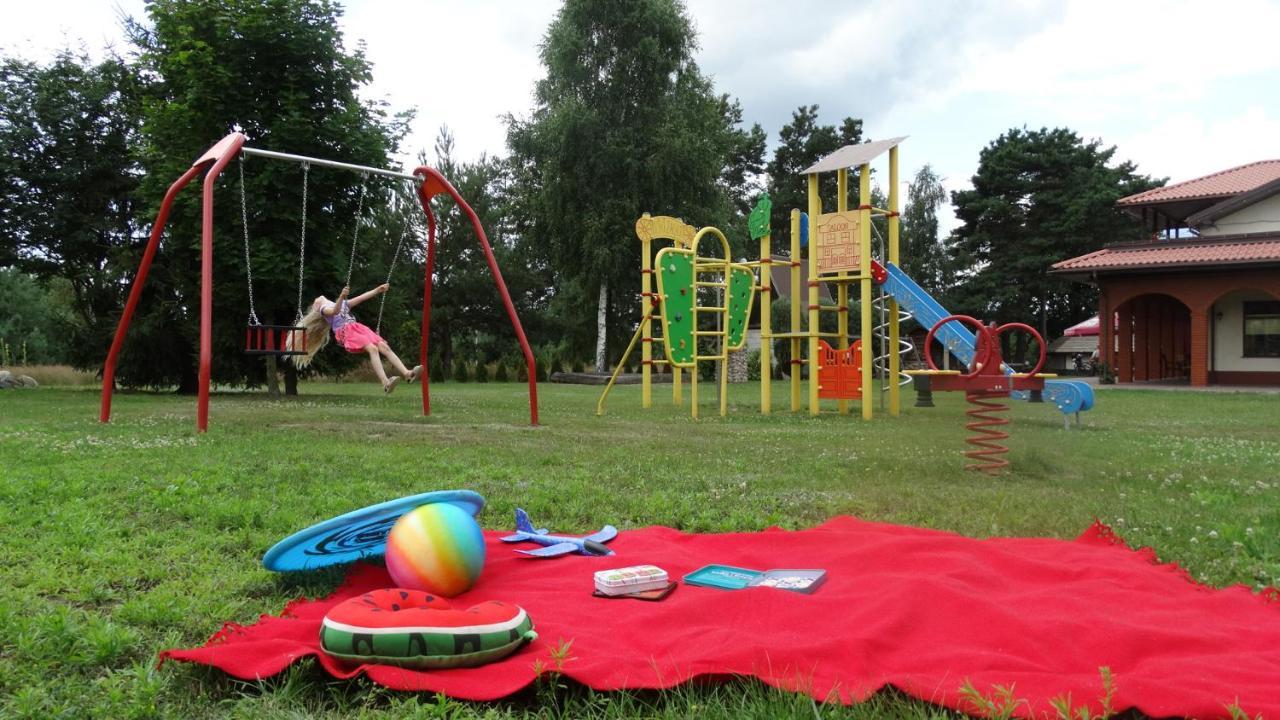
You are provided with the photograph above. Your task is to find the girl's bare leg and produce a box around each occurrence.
[365,345,391,386]
[376,341,414,378]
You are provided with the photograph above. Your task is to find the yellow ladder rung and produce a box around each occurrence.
[695,355,727,361]
[695,306,726,312]
[694,331,724,336]
[695,281,727,287]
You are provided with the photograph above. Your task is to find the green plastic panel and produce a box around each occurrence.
[747,194,772,240]
[655,247,696,367]
[726,264,756,351]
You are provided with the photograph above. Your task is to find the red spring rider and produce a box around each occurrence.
[909,315,1049,474]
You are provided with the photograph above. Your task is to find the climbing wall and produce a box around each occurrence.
[655,247,696,367]
[726,265,756,351]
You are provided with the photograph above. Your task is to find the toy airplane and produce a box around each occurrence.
[499,508,618,557]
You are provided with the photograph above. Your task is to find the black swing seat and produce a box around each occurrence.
[244,324,308,356]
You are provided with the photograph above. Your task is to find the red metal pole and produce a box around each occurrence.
[418,199,438,416]
[413,166,539,425]
[100,164,204,424]
[196,138,246,432]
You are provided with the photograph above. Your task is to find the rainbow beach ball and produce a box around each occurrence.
[384,503,486,597]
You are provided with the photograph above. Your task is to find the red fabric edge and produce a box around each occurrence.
[1075,519,1280,606]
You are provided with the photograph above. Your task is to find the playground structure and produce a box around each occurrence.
[99,132,539,431]
[599,137,1095,424]
[907,316,1050,473]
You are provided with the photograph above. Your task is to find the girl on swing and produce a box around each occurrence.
[290,284,422,393]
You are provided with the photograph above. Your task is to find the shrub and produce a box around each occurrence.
[494,360,509,382]
[747,349,762,381]
[453,360,469,383]
[535,362,548,382]
[430,356,446,383]
[571,360,585,373]
[550,357,564,376]
[475,362,490,383]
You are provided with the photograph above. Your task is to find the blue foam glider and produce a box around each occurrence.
[499,508,617,557]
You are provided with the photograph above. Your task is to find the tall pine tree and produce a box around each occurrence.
[949,127,1161,355]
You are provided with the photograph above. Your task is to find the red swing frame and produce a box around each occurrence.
[99,132,539,431]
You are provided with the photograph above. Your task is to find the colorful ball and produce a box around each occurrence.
[384,503,486,597]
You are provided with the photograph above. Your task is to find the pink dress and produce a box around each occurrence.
[325,300,385,352]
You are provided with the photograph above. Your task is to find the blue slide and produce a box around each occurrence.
[880,262,1095,421]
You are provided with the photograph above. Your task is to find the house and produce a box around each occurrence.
[1052,160,1280,386]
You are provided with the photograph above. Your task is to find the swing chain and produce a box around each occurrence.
[344,173,369,289]
[239,155,260,327]
[295,162,310,323]
[375,216,413,335]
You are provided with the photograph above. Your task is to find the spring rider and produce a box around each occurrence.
[907,315,1051,473]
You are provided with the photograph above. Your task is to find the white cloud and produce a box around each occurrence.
[5,0,1279,230]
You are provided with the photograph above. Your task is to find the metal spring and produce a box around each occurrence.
[872,290,916,391]
[964,390,1010,474]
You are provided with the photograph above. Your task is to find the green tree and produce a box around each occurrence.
[0,51,143,370]
[899,164,955,298]
[949,127,1161,358]
[507,0,758,372]
[123,0,409,392]
[0,269,71,364]
[764,105,863,237]
[425,128,553,373]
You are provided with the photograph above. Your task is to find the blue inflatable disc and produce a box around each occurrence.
[262,490,485,572]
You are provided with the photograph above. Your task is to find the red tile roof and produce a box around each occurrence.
[1052,235,1280,273]
[1118,160,1280,206]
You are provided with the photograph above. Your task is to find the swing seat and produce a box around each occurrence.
[244,324,308,356]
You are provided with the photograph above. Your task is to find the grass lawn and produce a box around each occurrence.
[2,380,1278,718]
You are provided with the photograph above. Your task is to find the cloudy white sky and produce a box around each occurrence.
[5,0,1280,230]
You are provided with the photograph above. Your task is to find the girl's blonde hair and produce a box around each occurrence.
[287,307,331,368]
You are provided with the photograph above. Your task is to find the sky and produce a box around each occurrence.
[5,0,1280,232]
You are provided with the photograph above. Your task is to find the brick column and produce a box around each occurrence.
[1117,300,1132,383]
[1098,290,1112,380]
[1190,307,1209,387]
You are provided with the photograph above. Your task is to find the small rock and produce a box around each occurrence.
[0,370,12,389]
[17,375,38,388]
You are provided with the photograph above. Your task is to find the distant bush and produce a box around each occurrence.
[494,360,509,382]
[550,357,564,376]
[453,360,469,383]
[475,362,490,383]
[747,349,762,381]
[430,356,446,383]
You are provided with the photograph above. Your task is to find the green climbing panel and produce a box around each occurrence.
[726,264,756,351]
[655,247,696,367]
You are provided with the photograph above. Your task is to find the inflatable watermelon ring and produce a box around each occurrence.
[320,589,537,669]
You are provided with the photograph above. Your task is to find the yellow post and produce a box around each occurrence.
[789,209,801,413]
[690,355,698,419]
[640,216,653,409]
[888,146,902,416]
[836,168,850,416]
[858,162,873,420]
[760,228,772,415]
[807,173,821,416]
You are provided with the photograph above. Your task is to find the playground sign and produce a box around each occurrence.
[815,211,860,273]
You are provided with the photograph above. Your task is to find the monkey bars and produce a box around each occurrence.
[100,132,539,431]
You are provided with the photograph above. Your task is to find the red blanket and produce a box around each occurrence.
[161,517,1280,717]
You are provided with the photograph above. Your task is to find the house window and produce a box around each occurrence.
[1243,301,1280,357]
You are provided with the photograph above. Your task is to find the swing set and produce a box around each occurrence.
[99,132,539,431]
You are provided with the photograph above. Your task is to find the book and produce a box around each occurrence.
[682,565,826,594]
